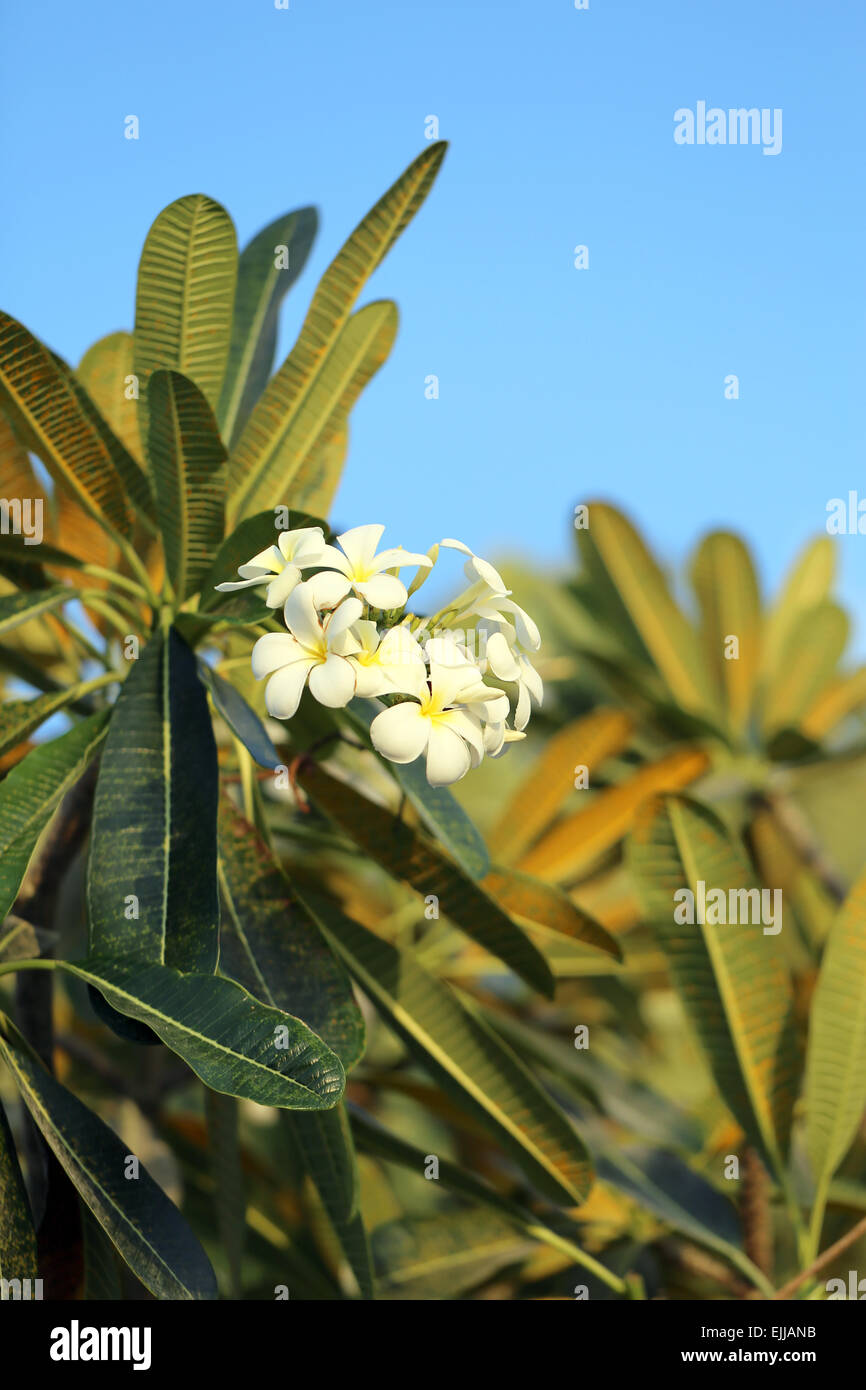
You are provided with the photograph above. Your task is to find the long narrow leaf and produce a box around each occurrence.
[227,143,446,522]
[0,1012,217,1299]
[147,370,227,600]
[298,762,554,997]
[298,887,594,1207]
[628,794,799,1173]
[87,627,218,972]
[219,206,318,447]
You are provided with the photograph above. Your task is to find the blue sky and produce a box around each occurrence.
[1,1,864,639]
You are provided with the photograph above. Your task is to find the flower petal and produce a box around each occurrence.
[325,596,364,639]
[500,600,541,651]
[425,722,472,786]
[440,539,508,594]
[238,545,283,577]
[372,547,434,572]
[251,632,306,678]
[308,653,356,708]
[306,569,352,610]
[284,583,325,649]
[485,630,521,681]
[438,708,485,763]
[355,573,408,610]
[265,564,302,608]
[264,658,315,718]
[336,523,385,574]
[370,702,430,764]
[278,526,325,562]
[215,575,267,593]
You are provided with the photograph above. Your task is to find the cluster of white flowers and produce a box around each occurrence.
[216,523,542,786]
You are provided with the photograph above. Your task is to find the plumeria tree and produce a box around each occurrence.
[0,145,622,1302]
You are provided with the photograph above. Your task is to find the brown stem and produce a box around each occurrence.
[740,1147,774,1281]
[773,1213,866,1300]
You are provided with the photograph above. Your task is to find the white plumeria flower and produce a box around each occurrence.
[307,523,432,611]
[349,620,426,698]
[215,526,327,609]
[251,587,362,718]
[483,622,544,730]
[370,653,505,787]
[440,538,509,594]
[425,633,513,741]
[483,720,527,757]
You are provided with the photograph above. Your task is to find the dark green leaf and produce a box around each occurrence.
[0,711,109,919]
[0,1011,217,1299]
[218,799,364,1070]
[0,1095,38,1287]
[298,761,554,997]
[87,627,219,973]
[65,955,345,1109]
[198,661,280,769]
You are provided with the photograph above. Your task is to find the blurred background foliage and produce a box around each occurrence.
[1,141,866,1303]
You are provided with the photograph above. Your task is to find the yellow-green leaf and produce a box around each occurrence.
[487,708,633,863]
[628,794,799,1174]
[804,869,866,1206]
[226,143,446,522]
[147,370,227,600]
[577,503,719,720]
[690,531,761,738]
[134,194,238,429]
[517,747,710,884]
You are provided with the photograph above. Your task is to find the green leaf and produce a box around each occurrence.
[0,1095,38,1287]
[576,503,720,721]
[298,888,593,1206]
[517,746,710,884]
[628,794,799,1174]
[198,661,280,769]
[260,300,399,518]
[0,535,86,580]
[284,1104,358,1226]
[347,698,490,879]
[351,1104,613,1282]
[371,1209,533,1299]
[198,508,329,614]
[0,311,146,534]
[76,330,143,462]
[282,1102,373,1297]
[80,1204,123,1300]
[134,194,238,432]
[0,587,71,639]
[0,681,114,762]
[204,1090,244,1298]
[482,866,622,961]
[0,916,44,963]
[761,535,836,685]
[0,1011,217,1299]
[804,868,866,1201]
[219,206,318,447]
[218,799,364,1071]
[761,600,848,737]
[62,956,345,1110]
[226,143,447,523]
[487,708,634,865]
[690,532,762,738]
[87,627,218,973]
[147,370,227,601]
[298,762,554,997]
[0,711,109,920]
